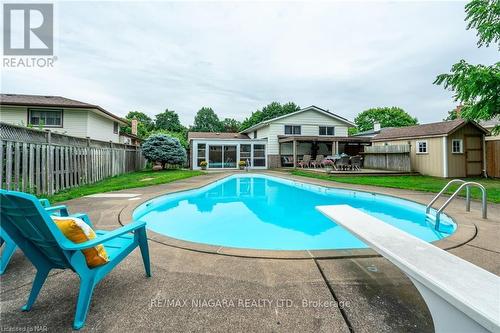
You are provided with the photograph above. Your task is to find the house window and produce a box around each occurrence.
[452,139,463,153]
[113,122,119,134]
[197,143,206,167]
[284,125,301,135]
[253,131,257,139]
[416,140,428,154]
[240,144,251,166]
[319,126,335,136]
[253,144,266,167]
[28,109,63,127]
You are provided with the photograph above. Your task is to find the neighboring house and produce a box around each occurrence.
[480,116,500,141]
[0,94,128,143]
[351,122,393,139]
[189,105,369,170]
[119,132,142,146]
[372,119,488,178]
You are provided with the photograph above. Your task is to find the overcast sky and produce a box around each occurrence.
[2,0,498,126]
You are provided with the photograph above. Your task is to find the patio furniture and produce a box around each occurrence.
[311,155,325,168]
[350,155,362,171]
[298,155,311,168]
[336,156,350,171]
[1,198,78,275]
[317,205,500,333]
[281,156,294,167]
[0,190,151,330]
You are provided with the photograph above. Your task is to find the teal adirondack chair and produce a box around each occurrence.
[0,190,151,330]
[1,198,77,275]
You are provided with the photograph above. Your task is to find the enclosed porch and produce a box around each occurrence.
[277,136,371,168]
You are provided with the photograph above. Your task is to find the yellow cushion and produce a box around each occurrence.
[52,216,109,268]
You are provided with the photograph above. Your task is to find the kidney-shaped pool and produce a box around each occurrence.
[132,174,456,250]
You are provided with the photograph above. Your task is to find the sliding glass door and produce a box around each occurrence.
[209,145,223,168]
[208,145,237,168]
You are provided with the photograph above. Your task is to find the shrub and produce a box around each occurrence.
[200,161,208,167]
[141,134,187,169]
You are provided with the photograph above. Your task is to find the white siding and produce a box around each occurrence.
[0,106,27,125]
[0,105,88,137]
[255,109,350,154]
[86,111,120,142]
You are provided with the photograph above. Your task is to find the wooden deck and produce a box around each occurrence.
[278,167,418,176]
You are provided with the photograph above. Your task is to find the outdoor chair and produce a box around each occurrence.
[350,155,362,171]
[0,190,151,330]
[1,198,79,275]
[311,155,325,168]
[336,156,350,170]
[298,155,311,168]
[280,156,294,167]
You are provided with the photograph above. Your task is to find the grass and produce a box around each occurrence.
[46,169,204,203]
[290,170,500,203]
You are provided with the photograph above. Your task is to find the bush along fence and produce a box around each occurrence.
[363,144,411,172]
[0,122,146,195]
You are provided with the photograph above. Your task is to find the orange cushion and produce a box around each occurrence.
[52,216,109,268]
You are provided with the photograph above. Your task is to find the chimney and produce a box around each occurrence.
[131,119,138,135]
[373,122,381,131]
[455,105,463,119]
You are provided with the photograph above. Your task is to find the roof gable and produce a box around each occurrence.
[240,105,354,133]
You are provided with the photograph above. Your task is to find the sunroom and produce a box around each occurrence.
[188,132,267,170]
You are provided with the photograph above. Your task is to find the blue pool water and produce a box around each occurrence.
[133,174,456,250]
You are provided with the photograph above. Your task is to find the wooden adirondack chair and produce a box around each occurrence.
[1,198,82,275]
[0,190,151,330]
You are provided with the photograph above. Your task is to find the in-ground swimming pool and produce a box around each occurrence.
[133,174,456,251]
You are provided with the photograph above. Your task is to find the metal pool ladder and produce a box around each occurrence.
[426,179,487,230]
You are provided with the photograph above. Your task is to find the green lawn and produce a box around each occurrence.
[46,169,204,203]
[290,170,500,203]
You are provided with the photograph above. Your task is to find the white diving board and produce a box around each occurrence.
[316,205,500,333]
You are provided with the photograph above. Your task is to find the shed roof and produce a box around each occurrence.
[372,119,487,141]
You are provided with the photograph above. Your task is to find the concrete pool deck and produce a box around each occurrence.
[1,171,499,332]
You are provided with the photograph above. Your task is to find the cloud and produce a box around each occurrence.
[2,1,498,125]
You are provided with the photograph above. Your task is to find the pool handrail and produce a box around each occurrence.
[426,179,468,214]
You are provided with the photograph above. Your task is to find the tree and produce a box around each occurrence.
[240,102,300,130]
[443,108,459,121]
[141,134,186,169]
[155,109,185,133]
[354,107,418,132]
[147,129,188,149]
[191,107,223,132]
[434,0,500,133]
[120,111,154,139]
[221,118,241,132]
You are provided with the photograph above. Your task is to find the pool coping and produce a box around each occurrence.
[118,171,478,260]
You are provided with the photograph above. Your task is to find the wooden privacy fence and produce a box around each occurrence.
[486,140,500,178]
[363,144,411,172]
[0,122,146,195]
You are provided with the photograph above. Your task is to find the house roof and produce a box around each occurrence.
[240,105,355,133]
[479,116,499,130]
[188,132,250,140]
[372,119,487,141]
[0,93,128,125]
[351,127,394,137]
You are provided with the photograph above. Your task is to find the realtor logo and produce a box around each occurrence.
[3,3,53,55]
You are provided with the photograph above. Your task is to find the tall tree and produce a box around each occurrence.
[191,107,223,132]
[354,107,418,132]
[120,111,154,138]
[155,109,185,133]
[221,118,241,132]
[240,102,300,130]
[434,0,500,133]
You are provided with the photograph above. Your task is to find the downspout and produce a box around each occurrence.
[482,134,487,177]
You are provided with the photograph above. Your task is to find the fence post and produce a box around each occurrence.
[46,130,54,195]
[109,141,114,177]
[86,137,91,183]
